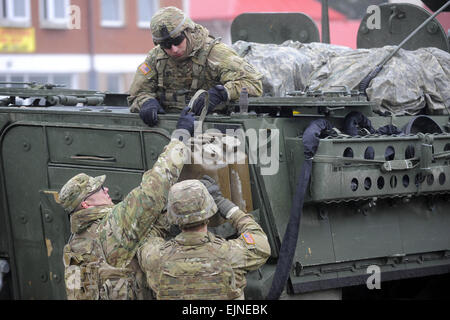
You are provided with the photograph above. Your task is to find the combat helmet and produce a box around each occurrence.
[58,173,105,214]
[168,179,218,227]
[150,6,195,43]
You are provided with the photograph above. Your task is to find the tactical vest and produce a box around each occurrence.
[63,222,147,300]
[155,38,221,111]
[157,233,241,300]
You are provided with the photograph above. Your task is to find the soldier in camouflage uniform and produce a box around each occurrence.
[128,6,264,126]
[137,176,271,300]
[59,110,194,300]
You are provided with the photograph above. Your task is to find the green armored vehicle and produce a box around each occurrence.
[0,1,449,300]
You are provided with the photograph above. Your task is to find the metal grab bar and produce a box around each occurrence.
[70,155,116,162]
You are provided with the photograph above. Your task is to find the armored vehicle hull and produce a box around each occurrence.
[1,2,450,300]
[0,93,449,299]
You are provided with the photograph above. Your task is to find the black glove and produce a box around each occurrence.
[199,175,237,219]
[139,99,165,126]
[199,175,222,200]
[172,106,195,143]
[177,106,195,135]
[192,85,228,116]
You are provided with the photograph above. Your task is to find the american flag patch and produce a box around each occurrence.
[139,62,151,75]
[241,233,255,245]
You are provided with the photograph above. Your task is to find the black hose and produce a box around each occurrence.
[266,119,332,300]
[344,111,376,136]
[358,65,383,94]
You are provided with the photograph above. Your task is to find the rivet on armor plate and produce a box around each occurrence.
[115,134,125,148]
[64,133,73,145]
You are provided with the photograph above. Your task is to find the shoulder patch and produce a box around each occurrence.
[139,62,151,75]
[241,232,255,245]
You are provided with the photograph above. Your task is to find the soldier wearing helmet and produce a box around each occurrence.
[137,176,271,300]
[128,6,263,127]
[59,111,194,300]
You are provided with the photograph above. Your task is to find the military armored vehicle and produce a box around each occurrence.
[0,1,449,300]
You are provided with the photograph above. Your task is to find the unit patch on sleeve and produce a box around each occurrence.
[241,232,255,245]
[139,62,151,75]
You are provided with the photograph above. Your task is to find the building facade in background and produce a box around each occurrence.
[0,0,187,92]
[1,0,448,93]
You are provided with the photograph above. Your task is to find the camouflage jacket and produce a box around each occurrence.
[63,139,187,299]
[127,24,263,112]
[137,209,271,300]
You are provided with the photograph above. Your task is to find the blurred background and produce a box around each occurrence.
[0,0,448,93]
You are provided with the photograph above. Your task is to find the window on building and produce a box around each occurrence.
[53,74,72,87]
[101,0,125,27]
[29,75,49,85]
[182,0,189,16]
[106,74,123,93]
[10,75,26,88]
[0,74,75,88]
[137,0,159,28]
[0,0,31,27]
[0,75,7,87]
[40,0,71,29]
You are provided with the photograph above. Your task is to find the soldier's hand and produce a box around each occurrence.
[172,106,195,143]
[139,99,166,126]
[192,85,228,116]
[176,106,195,136]
[199,175,222,200]
[199,175,237,219]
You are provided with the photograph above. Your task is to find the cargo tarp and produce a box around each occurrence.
[232,40,450,116]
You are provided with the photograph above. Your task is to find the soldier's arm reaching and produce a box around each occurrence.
[222,208,271,272]
[207,43,264,101]
[98,138,188,268]
[190,43,265,116]
[200,176,271,271]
